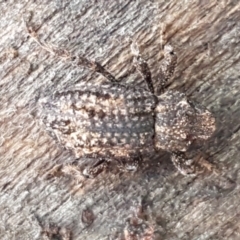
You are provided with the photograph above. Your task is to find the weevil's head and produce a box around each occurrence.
[154,90,216,152]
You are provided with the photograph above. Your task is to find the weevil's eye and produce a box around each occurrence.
[169,51,175,55]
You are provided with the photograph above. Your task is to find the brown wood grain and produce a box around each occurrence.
[0,1,240,239]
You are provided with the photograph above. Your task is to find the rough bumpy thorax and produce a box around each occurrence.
[154,90,216,152]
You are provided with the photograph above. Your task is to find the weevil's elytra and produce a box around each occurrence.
[41,82,157,156]
[37,38,216,178]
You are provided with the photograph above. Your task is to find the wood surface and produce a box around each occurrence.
[0,0,240,239]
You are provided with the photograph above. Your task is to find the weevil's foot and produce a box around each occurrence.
[117,157,141,173]
[118,163,138,173]
[125,161,139,172]
[171,152,198,176]
[81,158,108,178]
[171,152,216,176]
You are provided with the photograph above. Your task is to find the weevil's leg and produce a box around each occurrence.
[70,56,118,82]
[131,42,154,94]
[61,158,109,179]
[171,152,216,176]
[133,55,154,94]
[81,158,109,178]
[171,152,198,176]
[157,45,177,94]
[26,26,118,82]
[70,156,139,178]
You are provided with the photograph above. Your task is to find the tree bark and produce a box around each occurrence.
[0,0,240,239]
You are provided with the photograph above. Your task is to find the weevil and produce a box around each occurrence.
[33,34,215,178]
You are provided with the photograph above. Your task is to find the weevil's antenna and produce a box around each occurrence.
[23,19,117,82]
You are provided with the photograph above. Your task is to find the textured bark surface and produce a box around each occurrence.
[0,1,240,239]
